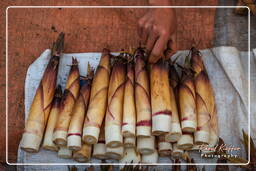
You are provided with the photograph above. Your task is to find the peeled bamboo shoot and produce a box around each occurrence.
[53,58,80,146]
[194,81,211,145]
[120,148,141,165]
[83,49,111,144]
[191,47,218,146]
[122,63,136,138]
[92,122,106,159]
[134,48,152,137]
[165,64,182,142]
[150,60,172,135]
[20,33,64,152]
[177,133,193,150]
[165,87,182,142]
[137,136,155,155]
[124,136,136,148]
[172,143,184,158]
[105,59,126,148]
[157,135,172,157]
[73,143,92,162]
[67,74,92,151]
[106,146,124,160]
[141,150,158,163]
[42,86,62,151]
[58,146,72,159]
[179,72,197,133]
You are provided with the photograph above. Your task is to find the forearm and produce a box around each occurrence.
[138,0,177,63]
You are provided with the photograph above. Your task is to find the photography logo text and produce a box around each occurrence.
[198,143,241,158]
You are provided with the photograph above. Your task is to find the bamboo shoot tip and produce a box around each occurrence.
[102,48,110,54]
[53,32,65,55]
[72,57,79,65]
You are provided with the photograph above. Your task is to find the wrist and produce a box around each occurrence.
[149,0,172,6]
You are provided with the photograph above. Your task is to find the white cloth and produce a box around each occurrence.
[17,46,256,171]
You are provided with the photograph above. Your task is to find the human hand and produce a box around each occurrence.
[138,1,177,63]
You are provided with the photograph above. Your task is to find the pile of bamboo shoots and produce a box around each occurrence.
[20,33,218,164]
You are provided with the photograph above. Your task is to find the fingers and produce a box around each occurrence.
[148,34,169,63]
[145,26,158,54]
[137,17,147,38]
[141,23,153,45]
[138,10,177,63]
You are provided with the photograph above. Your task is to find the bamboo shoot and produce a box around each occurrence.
[177,133,193,150]
[191,47,218,146]
[58,146,72,159]
[137,136,155,155]
[124,136,136,148]
[73,143,92,162]
[83,49,111,144]
[106,146,124,160]
[122,63,136,138]
[92,121,106,159]
[105,59,126,148]
[150,60,172,135]
[141,150,158,163]
[53,58,80,146]
[134,48,152,137]
[165,65,182,142]
[172,143,184,158]
[120,148,141,165]
[157,135,172,157]
[67,72,92,151]
[42,86,62,151]
[179,72,197,133]
[20,33,64,152]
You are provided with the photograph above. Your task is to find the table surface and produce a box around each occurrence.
[0,0,217,163]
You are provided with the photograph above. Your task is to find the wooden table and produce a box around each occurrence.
[0,0,217,163]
